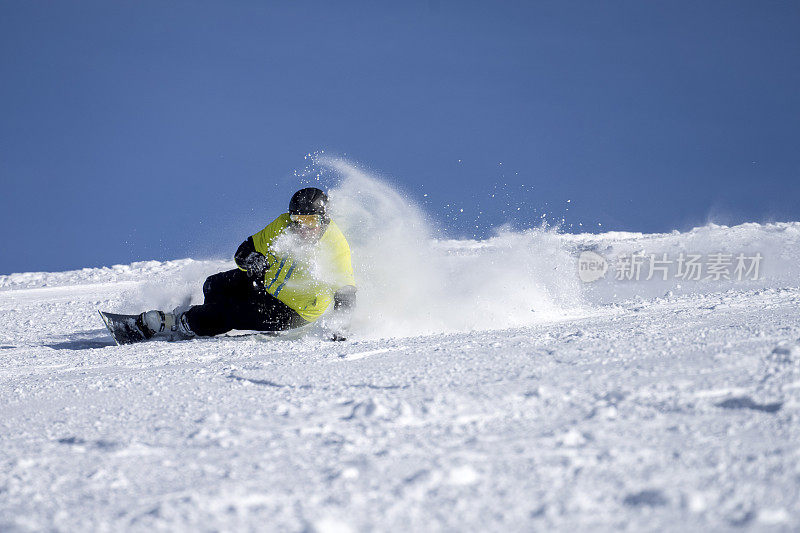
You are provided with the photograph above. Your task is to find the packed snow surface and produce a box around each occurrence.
[2,220,799,531]
[1,164,799,531]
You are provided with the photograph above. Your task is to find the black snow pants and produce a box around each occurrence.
[183,269,308,337]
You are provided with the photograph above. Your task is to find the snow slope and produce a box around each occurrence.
[2,161,800,531]
[2,219,800,532]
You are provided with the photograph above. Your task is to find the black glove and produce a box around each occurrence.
[327,286,356,341]
[333,285,357,311]
[241,252,268,279]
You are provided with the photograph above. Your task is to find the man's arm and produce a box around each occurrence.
[234,237,256,269]
[234,237,268,280]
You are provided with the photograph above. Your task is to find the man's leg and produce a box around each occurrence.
[202,269,254,305]
[182,284,307,336]
[138,301,234,339]
[138,269,259,338]
[235,294,309,332]
[181,302,236,337]
[167,269,251,337]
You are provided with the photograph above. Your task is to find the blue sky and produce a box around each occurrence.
[1,1,798,274]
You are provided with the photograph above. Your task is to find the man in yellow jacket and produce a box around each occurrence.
[138,188,356,341]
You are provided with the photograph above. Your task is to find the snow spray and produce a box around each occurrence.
[321,157,587,338]
[112,155,800,339]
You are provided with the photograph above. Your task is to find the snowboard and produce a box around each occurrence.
[98,311,150,345]
[98,310,318,345]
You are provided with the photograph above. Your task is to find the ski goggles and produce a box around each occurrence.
[289,214,323,229]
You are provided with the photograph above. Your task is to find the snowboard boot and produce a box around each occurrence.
[137,310,196,339]
[172,310,196,340]
[136,310,175,339]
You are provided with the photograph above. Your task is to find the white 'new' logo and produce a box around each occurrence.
[578,251,608,283]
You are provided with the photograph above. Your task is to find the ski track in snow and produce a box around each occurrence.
[1,224,800,531]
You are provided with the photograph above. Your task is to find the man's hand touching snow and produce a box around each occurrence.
[326,285,356,341]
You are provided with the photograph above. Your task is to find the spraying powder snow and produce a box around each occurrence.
[318,157,588,338]
[108,157,800,340]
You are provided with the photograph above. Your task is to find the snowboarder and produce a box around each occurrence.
[133,187,356,342]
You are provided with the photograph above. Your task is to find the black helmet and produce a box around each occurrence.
[289,187,328,217]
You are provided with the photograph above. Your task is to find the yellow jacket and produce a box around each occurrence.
[243,214,355,321]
